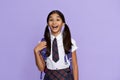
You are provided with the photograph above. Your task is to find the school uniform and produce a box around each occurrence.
[42,32,78,80]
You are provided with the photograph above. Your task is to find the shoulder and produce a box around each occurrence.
[38,37,45,43]
[41,37,46,41]
[71,38,76,44]
[71,38,78,52]
[71,38,77,47]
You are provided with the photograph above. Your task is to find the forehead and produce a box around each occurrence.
[49,13,61,18]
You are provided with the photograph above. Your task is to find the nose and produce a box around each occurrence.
[52,20,57,25]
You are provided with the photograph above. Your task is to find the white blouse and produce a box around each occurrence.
[39,32,78,70]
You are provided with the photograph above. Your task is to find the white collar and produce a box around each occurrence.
[51,32,62,41]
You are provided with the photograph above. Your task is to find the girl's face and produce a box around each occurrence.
[48,13,64,36]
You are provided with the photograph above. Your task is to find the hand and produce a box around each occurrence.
[34,41,47,53]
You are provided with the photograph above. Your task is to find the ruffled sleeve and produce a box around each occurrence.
[71,38,78,52]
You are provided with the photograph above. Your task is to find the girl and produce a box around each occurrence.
[34,10,78,80]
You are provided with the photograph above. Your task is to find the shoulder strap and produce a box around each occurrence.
[39,38,47,60]
[66,50,73,71]
[39,38,47,80]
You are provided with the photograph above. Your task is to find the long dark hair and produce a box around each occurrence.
[44,10,72,56]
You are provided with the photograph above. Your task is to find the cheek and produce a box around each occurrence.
[59,26,63,30]
[60,23,63,27]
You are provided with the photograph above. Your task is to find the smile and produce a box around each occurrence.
[52,26,58,29]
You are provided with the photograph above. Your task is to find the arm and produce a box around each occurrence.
[34,41,46,71]
[72,51,79,80]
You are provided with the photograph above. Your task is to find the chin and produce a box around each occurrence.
[52,29,59,33]
[52,31,59,34]
[52,30,60,34]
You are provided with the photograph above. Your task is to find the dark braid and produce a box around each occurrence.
[44,25,51,56]
[63,23,72,54]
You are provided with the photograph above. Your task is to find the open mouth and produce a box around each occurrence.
[52,26,58,29]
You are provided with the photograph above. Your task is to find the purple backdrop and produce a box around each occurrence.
[0,0,120,80]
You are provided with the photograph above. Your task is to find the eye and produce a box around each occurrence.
[57,18,61,21]
[49,19,53,21]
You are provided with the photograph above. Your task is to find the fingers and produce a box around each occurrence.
[36,41,47,50]
[42,45,47,49]
[38,41,46,45]
[42,41,47,46]
[40,41,47,46]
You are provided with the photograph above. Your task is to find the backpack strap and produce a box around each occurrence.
[40,72,42,80]
[39,38,47,80]
[66,50,73,72]
[39,38,47,60]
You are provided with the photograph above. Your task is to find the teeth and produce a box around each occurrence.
[53,26,58,28]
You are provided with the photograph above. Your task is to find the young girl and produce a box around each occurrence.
[34,10,78,80]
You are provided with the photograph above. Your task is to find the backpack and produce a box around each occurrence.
[39,38,73,80]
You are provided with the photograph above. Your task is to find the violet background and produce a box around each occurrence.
[0,0,120,80]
